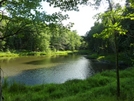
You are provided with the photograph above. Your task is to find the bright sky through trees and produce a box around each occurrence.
[42,0,125,36]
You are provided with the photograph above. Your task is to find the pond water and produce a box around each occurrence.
[0,55,115,85]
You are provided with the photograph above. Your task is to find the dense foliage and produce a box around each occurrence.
[85,0,134,66]
[79,0,134,97]
[0,0,82,52]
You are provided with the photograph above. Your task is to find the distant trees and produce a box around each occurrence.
[0,16,82,52]
[0,0,82,52]
[85,22,106,53]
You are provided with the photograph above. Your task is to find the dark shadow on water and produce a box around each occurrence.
[90,59,129,73]
[24,55,80,65]
[90,60,115,73]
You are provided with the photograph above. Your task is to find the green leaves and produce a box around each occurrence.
[46,0,89,11]
[93,6,128,40]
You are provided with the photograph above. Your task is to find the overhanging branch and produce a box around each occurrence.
[0,0,7,7]
[0,22,30,40]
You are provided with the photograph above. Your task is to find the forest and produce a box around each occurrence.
[0,1,82,52]
[0,0,133,65]
[84,0,134,66]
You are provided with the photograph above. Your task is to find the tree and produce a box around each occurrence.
[85,22,110,53]
[92,0,134,97]
[49,23,81,51]
[67,30,81,50]
[46,0,89,11]
[0,0,69,42]
[120,0,134,64]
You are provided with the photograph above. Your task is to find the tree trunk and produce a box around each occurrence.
[114,32,120,97]
[0,68,2,101]
[107,0,120,98]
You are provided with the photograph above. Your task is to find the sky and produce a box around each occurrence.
[41,2,103,36]
[41,0,125,36]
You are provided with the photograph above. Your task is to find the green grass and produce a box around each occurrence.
[52,50,74,55]
[0,52,19,57]
[2,67,134,101]
[0,50,76,57]
[18,51,47,56]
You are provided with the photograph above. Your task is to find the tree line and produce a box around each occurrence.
[0,17,82,52]
[84,0,134,65]
[0,0,83,52]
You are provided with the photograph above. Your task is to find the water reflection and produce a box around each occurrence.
[90,60,115,73]
[7,56,92,85]
[0,55,115,85]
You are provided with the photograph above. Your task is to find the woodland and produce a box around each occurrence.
[0,0,133,60]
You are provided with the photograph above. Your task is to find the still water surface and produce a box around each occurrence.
[0,55,114,85]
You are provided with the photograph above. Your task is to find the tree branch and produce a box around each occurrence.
[0,23,30,40]
[0,11,3,22]
[0,0,7,7]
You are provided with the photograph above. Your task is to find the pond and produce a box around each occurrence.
[0,55,115,85]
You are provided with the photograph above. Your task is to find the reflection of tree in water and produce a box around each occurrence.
[0,57,16,64]
[90,60,115,73]
[24,55,80,65]
[90,59,129,73]
[6,56,92,85]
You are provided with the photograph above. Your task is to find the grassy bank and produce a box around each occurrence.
[0,50,91,57]
[2,67,134,101]
[0,52,19,57]
[0,50,76,57]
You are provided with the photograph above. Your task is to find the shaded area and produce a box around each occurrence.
[24,55,80,65]
[90,60,115,73]
[90,59,129,73]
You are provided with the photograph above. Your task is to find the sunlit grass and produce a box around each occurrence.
[53,50,73,55]
[0,52,19,57]
[0,50,77,57]
[97,55,105,60]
